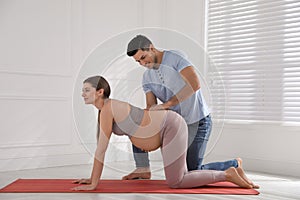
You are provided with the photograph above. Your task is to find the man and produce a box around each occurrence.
[124,35,239,180]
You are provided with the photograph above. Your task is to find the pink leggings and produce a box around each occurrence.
[160,111,226,188]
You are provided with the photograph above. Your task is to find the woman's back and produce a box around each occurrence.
[106,99,168,151]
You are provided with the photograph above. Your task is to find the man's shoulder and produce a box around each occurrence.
[166,50,188,59]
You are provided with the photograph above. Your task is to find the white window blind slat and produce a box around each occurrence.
[207,0,300,124]
[210,3,300,19]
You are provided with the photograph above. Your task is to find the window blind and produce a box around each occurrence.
[207,0,300,124]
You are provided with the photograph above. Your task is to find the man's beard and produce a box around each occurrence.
[152,54,160,69]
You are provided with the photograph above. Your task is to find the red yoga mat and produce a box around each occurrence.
[0,179,259,195]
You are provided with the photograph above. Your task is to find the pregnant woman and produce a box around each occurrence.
[72,75,258,190]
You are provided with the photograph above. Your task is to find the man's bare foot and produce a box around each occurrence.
[236,167,260,189]
[122,167,151,180]
[225,167,252,189]
[236,157,243,168]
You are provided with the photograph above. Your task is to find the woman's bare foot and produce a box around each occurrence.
[236,167,260,189]
[225,167,252,189]
[122,167,151,180]
[235,158,259,189]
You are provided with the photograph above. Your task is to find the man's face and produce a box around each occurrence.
[133,49,158,69]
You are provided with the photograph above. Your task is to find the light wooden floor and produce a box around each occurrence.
[0,161,299,200]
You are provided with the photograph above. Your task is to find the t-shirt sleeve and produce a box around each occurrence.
[176,56,193,72]
[170,51,193,72]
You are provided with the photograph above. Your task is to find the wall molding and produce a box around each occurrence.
[0,152,90,172]
[0,69,72,77]
[0,141,71,149]
[0,95,69,101]
[0,96,72,148]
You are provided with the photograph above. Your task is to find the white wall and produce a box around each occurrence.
[0,0,143,171]
[0,0,86,171]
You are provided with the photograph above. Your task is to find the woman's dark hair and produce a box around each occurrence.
[83,76,111,141]
[127,35,153,57]
[83,76,111,98]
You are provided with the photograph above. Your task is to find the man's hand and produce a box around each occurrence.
[148,103,170,111]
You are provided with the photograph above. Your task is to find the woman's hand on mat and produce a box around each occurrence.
[72,184,97,191]
[72,178,91,184]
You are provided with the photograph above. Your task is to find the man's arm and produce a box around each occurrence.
[160,66,200,109]
[145,91,158,109]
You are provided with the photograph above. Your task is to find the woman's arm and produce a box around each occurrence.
[73,103,113,190]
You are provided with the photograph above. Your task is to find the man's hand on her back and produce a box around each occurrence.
[148,103,169,111]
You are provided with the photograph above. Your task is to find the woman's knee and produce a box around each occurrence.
[167,180,181,188]
[166,177,183,188]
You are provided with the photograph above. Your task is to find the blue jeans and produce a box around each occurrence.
[132,115,237,170]
[132,145,150,168]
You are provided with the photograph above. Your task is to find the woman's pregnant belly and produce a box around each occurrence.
[130,132,161,152]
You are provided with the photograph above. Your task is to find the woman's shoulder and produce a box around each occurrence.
[102,99,130,111]
[108,99,128,106]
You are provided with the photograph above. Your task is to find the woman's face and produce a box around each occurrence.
[82,82,97,104]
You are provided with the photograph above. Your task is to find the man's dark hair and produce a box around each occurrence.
[127,35,153,57]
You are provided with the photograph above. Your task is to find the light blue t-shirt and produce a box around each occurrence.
[142,50,210,125]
